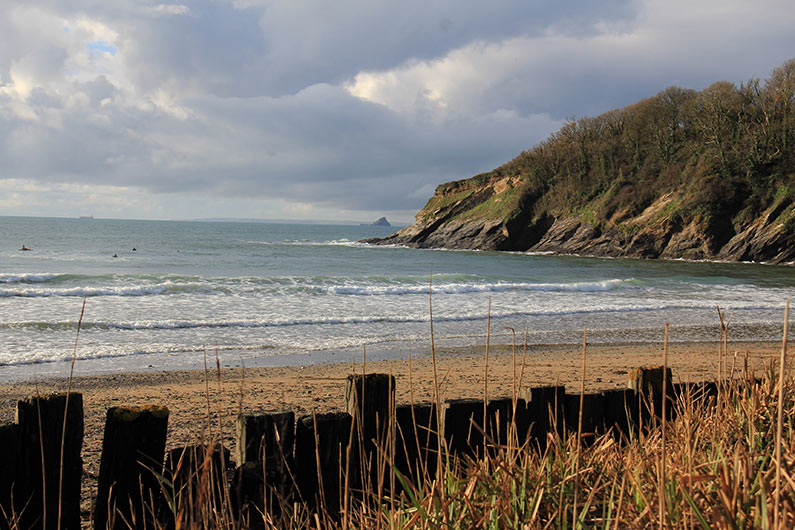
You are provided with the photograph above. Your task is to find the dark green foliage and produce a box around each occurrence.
[441,58,795,230]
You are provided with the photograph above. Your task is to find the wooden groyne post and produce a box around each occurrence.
[0,423,19,530]
[442,399,484,460]
[294,412,352,518]
[563,392,606,444]
[234,412,295,518]
[394,402,437,486]
[236,412,295,465]
[163,444,230,525]
[345,373,395,494]
[486,397,528,449]
[602,388,638,440]
[15,393,83,530]
[94,405,169,530]
[520,385,565,451]
[628,366,673,422]
[230,463,266,530]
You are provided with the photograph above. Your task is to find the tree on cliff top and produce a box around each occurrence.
[474,58,795,228]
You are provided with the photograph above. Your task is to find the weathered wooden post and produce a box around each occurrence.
[486,397,528,450]
[602,388,638,440]
[230,463,267,530]
[294,412,352,518]
[671,380,718,413]
[442,399,484,460]
[345,373,395,495]
[627,366,673,424]
[394,402,437,486]
[700,380,718,398]
[236,412,295,465]
[520,385,565,451]
[235,412,295,517]
[563,392,606,445]
[162,444,230,527]
[0,423,19,530]
[627,366,669,395]
[15,393,83,530]
[94,405,169,530]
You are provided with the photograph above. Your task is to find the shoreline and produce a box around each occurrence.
[0,332,783,383]
[370,239,795,267]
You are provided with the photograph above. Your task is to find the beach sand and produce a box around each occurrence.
[0,341,783,480]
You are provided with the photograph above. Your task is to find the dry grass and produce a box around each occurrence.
[330,368,793,530]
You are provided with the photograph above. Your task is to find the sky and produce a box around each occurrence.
[1,1,794,224]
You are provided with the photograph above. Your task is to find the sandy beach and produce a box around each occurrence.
[0,340,783,482]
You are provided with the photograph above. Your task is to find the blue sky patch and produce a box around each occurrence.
[86,41,117,56]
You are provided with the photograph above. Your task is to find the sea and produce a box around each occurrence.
[1,216,793,381]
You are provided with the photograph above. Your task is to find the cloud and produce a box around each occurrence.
[0,0,794,221]
[347,0,795,120]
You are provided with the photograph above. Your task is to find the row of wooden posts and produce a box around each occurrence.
[0,367,719,529]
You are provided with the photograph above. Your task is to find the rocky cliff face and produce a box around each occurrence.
[367,175,795,264]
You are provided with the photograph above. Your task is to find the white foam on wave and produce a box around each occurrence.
[0,303,787,370]
[288,238,375,248]
[325,278,632,296]
[0,273,62,284]
[245,238,367,248]
[0,275,638,299]
[23,301,743,332]
[0,281,217,298]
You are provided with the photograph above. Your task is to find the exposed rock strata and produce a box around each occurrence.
[366,175,795,264]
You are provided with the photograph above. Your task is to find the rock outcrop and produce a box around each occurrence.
[366,175,795,264]
[362,217,391,227]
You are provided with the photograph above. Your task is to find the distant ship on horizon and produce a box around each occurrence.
[79,215,94,220]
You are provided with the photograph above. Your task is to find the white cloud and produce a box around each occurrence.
[147,4,191,17]
[346,0,795,122]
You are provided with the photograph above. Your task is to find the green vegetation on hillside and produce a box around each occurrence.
[372,59,795,261]
[451,58,795,230]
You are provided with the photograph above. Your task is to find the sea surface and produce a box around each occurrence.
[1,216,793,381]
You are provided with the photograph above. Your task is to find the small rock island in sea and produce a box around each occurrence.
[362,217,391,227]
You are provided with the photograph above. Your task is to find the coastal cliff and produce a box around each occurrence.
[368,59,795,264]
